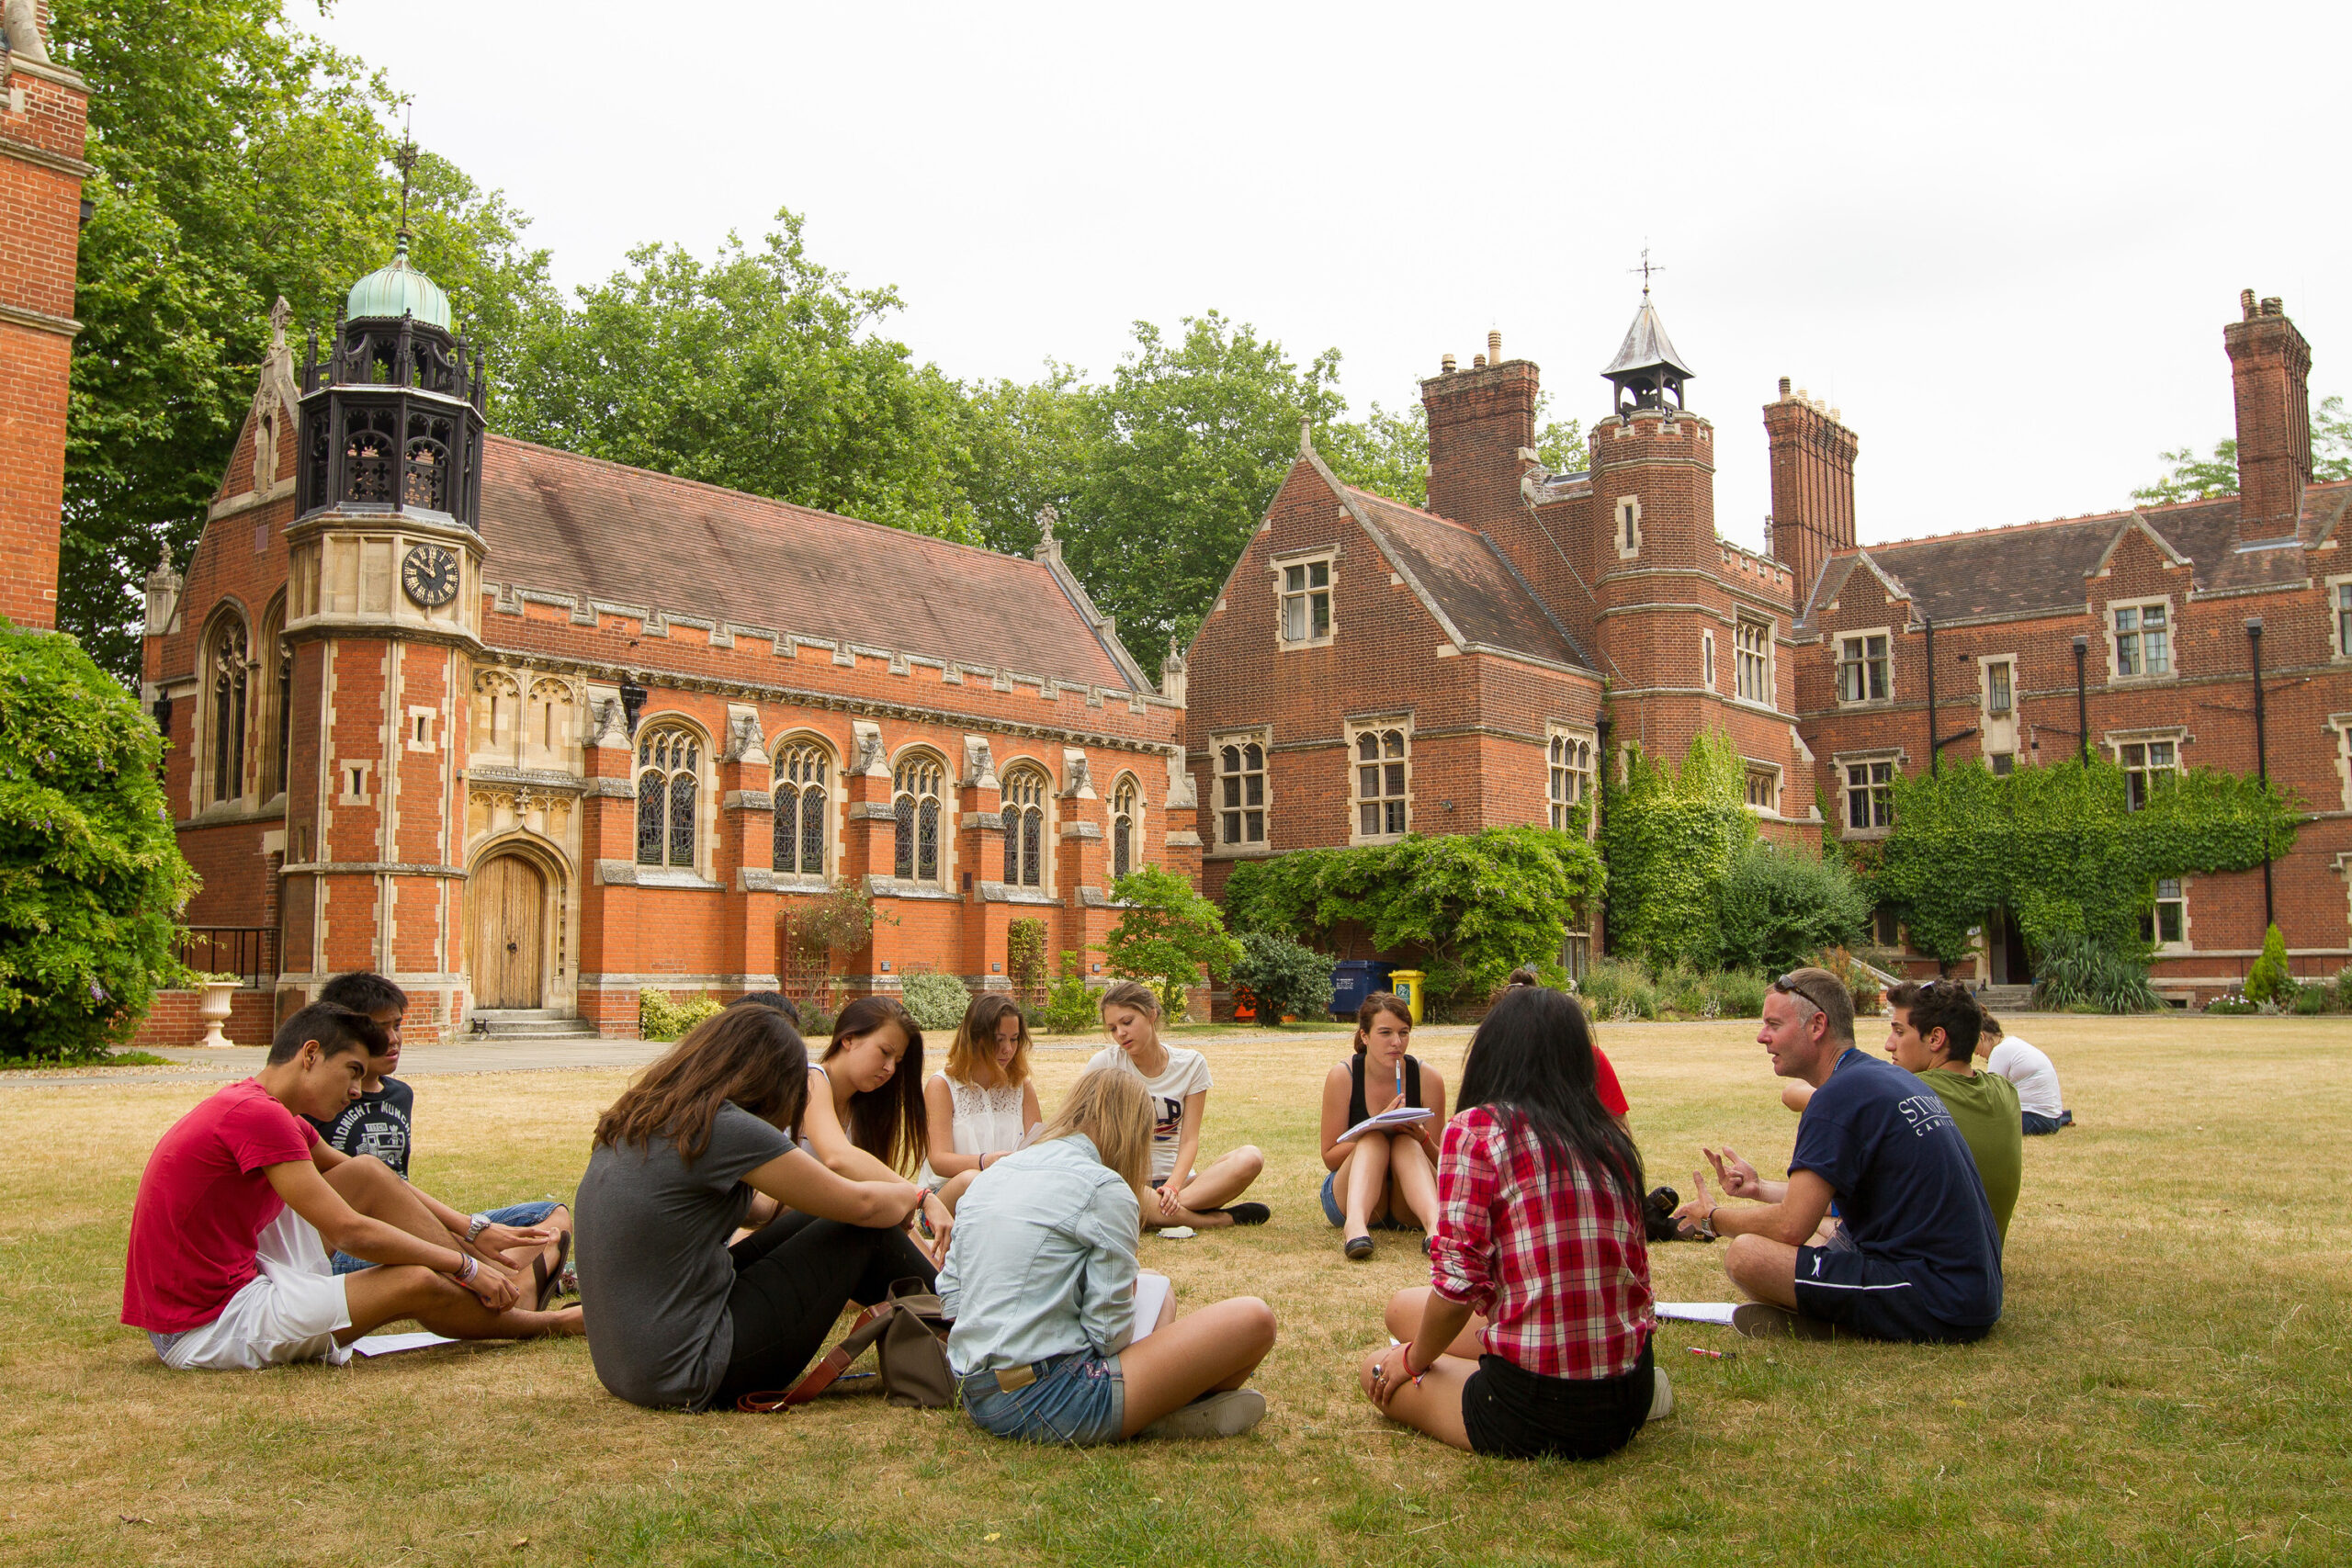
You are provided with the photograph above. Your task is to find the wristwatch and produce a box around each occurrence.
[466,1212,492,1242]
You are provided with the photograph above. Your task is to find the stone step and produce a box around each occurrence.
[469,1014,602,1039]
[1972,984,2036,1010]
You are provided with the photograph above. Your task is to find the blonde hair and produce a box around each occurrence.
[1097,978,1161,1023]
[1037,1066,1154,1203]
[944,993,1032,1088]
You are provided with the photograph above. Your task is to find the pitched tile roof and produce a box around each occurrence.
[1798,479,2352,627]
[475,435,1143,690]
[1340,486,1594,670]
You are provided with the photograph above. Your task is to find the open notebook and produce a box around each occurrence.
[1335,1106,1433,1144]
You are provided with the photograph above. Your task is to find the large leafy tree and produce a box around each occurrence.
[2133,393,2352,504]
[54,0,551,682]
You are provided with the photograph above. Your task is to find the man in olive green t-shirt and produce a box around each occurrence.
[1884,979,2021,1244]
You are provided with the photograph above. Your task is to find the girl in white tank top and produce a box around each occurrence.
[919,995,1043,1204]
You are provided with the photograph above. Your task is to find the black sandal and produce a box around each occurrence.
[1343,1234,1374,1261]
[533,1230,572,1312]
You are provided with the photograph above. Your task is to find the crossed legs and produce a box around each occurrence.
[1353,1287,1485,1450]
[1114,1295,1277,1437]
[325,1158,582,1344]
[1149,1145,1267,1228]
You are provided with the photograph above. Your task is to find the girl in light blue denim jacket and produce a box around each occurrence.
[939,1067,1277,1443]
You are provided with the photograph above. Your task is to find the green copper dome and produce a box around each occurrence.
[345,233,452,330]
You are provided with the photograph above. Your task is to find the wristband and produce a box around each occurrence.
[1697,1206,1719,1241]
[466,1213,492,1242]
[453,1253,479,1284]
[1398,1341,1426,1384]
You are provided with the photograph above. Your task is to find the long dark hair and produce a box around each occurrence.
[820,996,928,1176]
[1454,986,1643,1208]
[594,1006,808,1166]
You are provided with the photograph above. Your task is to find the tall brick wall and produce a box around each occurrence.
[0,43,88,628]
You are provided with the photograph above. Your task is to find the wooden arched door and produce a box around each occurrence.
[470,854,547,1010]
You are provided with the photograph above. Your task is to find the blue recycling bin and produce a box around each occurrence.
[1329,959,1396,1021]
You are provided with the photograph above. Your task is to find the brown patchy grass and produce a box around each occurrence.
[2,1015,2348,1566]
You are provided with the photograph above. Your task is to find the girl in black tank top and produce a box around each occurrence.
[1318,992,1448,1258]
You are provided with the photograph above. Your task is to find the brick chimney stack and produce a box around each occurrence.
[2225,289,2312,544]
[1762,380,1859,600]
[1422,345,1538,532]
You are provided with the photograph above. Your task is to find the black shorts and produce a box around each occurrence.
[1792,1245,1995,1344]
[1459,1341,1653,1461]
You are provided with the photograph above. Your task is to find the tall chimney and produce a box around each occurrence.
[1488,329,1502,364]
[1762,379,1859,599]
[1422,352,1539,529]
[2225,289,2312,543]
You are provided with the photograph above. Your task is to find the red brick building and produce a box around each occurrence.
[137,244,1192,1043]
[0,5,88,631]
[1186,299,2352,1002]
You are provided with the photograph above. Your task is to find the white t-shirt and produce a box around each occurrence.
[1086,1044,1213,1183]
[1985,1038,2064,1118]
[917,1071,1033,1185]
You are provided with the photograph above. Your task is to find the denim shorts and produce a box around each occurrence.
[1319,1169,1411,1229]
[962,1349,1125,1445]
[331,1200,564,1276]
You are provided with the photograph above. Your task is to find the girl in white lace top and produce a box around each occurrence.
[921,994,1044,1205]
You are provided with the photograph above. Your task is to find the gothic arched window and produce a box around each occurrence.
[772,740,831,877]
[258,598,290,801]
[205,614,251,807]
[636,724,702,870]
[1112,774,1140,880]
[1001,765,1047,888]
[893,752,944,883]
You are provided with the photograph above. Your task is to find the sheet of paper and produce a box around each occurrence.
[348,1331,458,1357]
[1131,1271,1173,1343]
[1653,1303,1738,1326]
[1337,1106,1435,1143]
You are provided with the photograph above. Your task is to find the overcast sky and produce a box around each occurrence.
[314,2,2349,554]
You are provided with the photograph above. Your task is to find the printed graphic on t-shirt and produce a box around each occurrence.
[1150,1095,1183,1146]
[1895,1093,1954,1138]
[311,1083,414,1179]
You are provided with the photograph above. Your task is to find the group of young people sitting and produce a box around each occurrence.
[128,958,2069,1461]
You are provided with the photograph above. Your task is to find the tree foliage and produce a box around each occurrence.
[2243,923,2293,1006]
[54,0,551,680]
[1103,864,1242,1015]
[1708,841,1871,975]
[1321,393,1587,512]
[2132,393,2352,504]
[0,623,198,1058]
[1864,758,2297,964]
[1227,931,1337,1024]
[1599,731,1757,969]
[1220,827,1604,1007]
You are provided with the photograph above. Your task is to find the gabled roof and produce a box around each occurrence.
[1600,298,1694,380]
[476,435,1146,691]
[1798,480,2351,628]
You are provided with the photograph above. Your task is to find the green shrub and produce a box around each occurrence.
[1227,931,1336,1023]
[1709,968,1771,1019]
[2030,931,2161,1014]
[638,987,724,1041]
[2244,923,2291,1006]
[2290,981,2330,1016]
[1576,957,1658,1021]
[899,970,971,1032]
[1006,918,1048,1004]
[1710,841,1871,975]
[1654,960,1712,1019]
[799,999,838,1038]
[2204,992,2258,1016]
[1105,864,1241,1014]
[1042,953,1100,1034]
[1822,948,1884,1017]
[1600,731,1756,970]
[0,623,199,1060]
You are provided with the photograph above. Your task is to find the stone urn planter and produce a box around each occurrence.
[196,979,239,1048]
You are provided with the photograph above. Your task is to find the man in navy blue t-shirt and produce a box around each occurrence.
[1674,967,2001,1342]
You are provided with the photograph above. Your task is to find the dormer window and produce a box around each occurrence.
[1838,633,1891,704]
[2112,601,2172,679]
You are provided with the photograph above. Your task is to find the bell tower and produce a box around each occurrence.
[277,153,492,1039]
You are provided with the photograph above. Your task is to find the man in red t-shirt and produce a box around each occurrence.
[122,1002,583,1371]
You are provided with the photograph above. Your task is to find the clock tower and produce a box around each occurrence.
[277,219,491,1039]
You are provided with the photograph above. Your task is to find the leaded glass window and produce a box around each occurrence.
[1216,737,1267,847]
[772,742,831,875]
[1548,731,1594,830]
[208,616,250,807]
[1001,766,1046,887]
[1112,776,1139,879]
[1351,727,1408,839]
[636,725,701,869]
[893,753,945,883]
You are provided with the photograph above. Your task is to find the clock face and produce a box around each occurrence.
[401,544,460,608]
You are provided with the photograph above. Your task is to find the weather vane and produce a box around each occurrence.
[1629,246,1664,297]
[395,101,418,238]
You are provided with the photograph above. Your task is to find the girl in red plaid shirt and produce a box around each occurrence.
[1359,985,1665,1458]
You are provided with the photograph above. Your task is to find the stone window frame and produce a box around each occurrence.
[196,604,254,814]
[1743,761,1783,816]
[2326,573,2352,662]
[997,757,1056,894]
[1835,626,1894,707]
[1346,716,1413,846]
[1701,628,1716,692]
[1210,728,1273,856]
[1613,495,1643,560]
[1834,748,1902,840]
[2105,725,2188,813]
[2108,595,2177,684]
[1546,723,1598,837]
[2331,714,2352,813]
[891,745,952,886]
[258,594,293,800]
[1981,653,2017,719]
[1110,771,1143,881]
[770,731,837,879]
[634,717,710,879]
[1733,613,1775,708]
[1271,547,1337,650]
[2146,874,2191,952]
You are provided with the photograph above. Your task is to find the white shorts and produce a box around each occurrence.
[148,1207,355,1371]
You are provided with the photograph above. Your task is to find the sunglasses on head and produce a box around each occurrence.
[1772,972,1844,1015]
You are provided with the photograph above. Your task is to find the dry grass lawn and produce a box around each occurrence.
[3,1015,2348,1566]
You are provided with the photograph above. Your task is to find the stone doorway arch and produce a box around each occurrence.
[469,850,551,1010]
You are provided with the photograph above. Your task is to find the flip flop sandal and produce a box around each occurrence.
[1343,1235,1375,1261]
[534,1230,572,1312]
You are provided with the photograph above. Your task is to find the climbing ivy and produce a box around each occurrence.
[1220,826,1604,1006]
[1599,730,1757,969]
[1862,758,2298,964]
